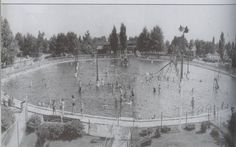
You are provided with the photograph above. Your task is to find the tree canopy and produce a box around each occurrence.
[136,26,164,53]
[109,26,118,54]
[119,23,127,54]
[1,17,18,65]
[218,32,225,60]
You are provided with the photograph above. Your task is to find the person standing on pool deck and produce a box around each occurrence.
[52,99,56,115]
[153,87,156,94]
[72,95,75,114]
[80,102,84,116]
[158,84,161,95]
[191,97,195,113]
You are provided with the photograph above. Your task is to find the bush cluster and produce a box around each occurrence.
[26,115,42,134]
[196,121,209,134]
[36,119,84,142]
[1,105,15,133]
[63,120,84,141]
[161,126,171,133]
[210,128,219,139]
[152,128,161,138]
[43,115,73,123]
[184,124,195,131]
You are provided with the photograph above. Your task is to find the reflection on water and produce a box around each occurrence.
[2,58,236,118]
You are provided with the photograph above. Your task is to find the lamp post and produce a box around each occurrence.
[96,47,99,84]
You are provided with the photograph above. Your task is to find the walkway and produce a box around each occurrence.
[12,98,231,128]
[1,106,28,147]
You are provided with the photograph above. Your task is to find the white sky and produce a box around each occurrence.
[1,0,236,42]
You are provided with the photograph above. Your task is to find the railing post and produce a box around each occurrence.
[88,120,90,134]
[214,104,216,119]
[185,112,188,126]
[25,95,28,122]
[161,112,163,129]
[208,108,210,122]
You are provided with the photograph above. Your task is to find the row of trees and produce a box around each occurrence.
[1,16,236,67]
[167,29,236,65]
[109,23,127,54]
[193,33,236,63]
[1,16,107,67]
[15,31,95,57]
[136,26,164,53]
[15,31,48,57]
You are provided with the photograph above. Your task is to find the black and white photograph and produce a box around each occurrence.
[1,0,236,147]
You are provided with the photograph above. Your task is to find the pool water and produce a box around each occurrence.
[3,57,236,118]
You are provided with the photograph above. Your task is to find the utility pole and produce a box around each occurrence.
[96,48,99,83]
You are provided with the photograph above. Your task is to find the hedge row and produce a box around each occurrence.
[36,119,84,142]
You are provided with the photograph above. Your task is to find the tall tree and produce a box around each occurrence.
[15,32,24,55]
[149,26,164,53]
[66,32,79,54]
[23,33,37,57]
[189,40,194,50]
[56,33,67,55]
[232,39,236,67]
[165,40,170,51]
[36,31,46,56]
[171,36,188,55]
[109,26,118,54]
[211,37,215,54]
[136,27,149,52]
[1,17,18,65]
[49,35,57,55]
[225,42,232,60]
[119,23,127,54]
[81,31,93,54]
[218,32,225,60]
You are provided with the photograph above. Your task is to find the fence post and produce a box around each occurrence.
[25,95,28,122]
[88,120,90,134]
[185,112,188,126]
[17,121,19,147]
[214,104,216,119]
[160,112,163,129]
[208,109,210,122]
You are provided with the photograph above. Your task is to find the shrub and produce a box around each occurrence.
[90,139,98,143]
[1,105,15,132]
[139,129,152,137]
[161,126,171,133]
[200,122,208,133]
[36,119,84,143]
[224,133,235,147]
[152,128,161,138]
[210,128,219,139]
[62,120,84,141]
[36,122,64,141]
[184,124,195,131]
[26,114,42,134]
[43,115,74,123]
[140,139,152,147]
